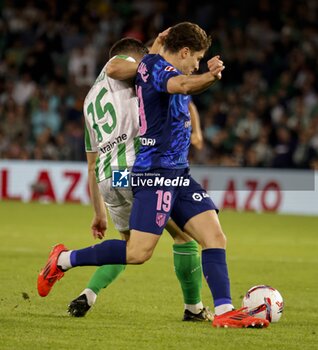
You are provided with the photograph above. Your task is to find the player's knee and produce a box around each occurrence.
[215,227,226,243]
[136,250,153,264]
[221,231,227,247]
[127,248,153,264]
[200,227,227,248]
[212,227,227,246]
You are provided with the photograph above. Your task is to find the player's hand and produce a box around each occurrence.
[191,132,203,150]
[91,215,107,240]
[207,55,225,80]
[149,28,171,54]
[157,27,171,44]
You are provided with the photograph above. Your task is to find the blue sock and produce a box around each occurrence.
[70,240,126,267]
[202,248,232,307]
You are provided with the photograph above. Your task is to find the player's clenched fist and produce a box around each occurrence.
[207,55,225,80]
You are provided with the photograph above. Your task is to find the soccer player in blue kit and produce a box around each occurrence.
[38,22,269,328]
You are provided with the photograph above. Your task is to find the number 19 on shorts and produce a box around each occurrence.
[156,190,172,212]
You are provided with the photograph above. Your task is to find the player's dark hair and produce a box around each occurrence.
[109,38,149,59]
[164,22,211,54]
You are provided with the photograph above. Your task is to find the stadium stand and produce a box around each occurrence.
[0,0,317,168]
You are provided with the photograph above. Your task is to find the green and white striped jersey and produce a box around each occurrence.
[84,55,140,183]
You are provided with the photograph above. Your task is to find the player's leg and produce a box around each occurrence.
[38,186,167,297]
[129,182,211,320]
[63,184,166,267]
[165,220,212,321]
[68,183,132,317]
[85,231,129,296]
[125,229,161,263]
[171,176,269,328]
[183,209,232,315]
[171,177,231,310]
[68,231,129,317]
[57,230,159,266]
[183,210,268,327]
[126,185,173,263]
[37,229,161,298]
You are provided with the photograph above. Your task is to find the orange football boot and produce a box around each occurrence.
[37,244,68,297]
[213,307,270,328]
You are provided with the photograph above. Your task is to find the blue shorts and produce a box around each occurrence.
[129,168,218,235]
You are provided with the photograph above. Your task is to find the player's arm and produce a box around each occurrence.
[84,118,107,239]
[167,56,224,95]
[107,28,170,80]
[87,151,107,239]
[189,101,203,150]
[106,58,138,81]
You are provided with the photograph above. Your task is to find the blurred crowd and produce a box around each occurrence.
[0,0,318,168]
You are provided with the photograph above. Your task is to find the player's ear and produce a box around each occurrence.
[180,47,190,59]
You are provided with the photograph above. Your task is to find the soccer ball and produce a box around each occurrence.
[242,285,284,323]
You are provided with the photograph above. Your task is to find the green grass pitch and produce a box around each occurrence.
[0,201,317,350]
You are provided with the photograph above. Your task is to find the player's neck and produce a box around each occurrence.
[161,52,180,71]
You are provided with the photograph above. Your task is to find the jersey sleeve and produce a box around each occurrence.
[84,117,98,152]
[152,62,180,93]
[109,55,136,63]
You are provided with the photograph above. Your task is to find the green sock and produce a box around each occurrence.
[87,265,126,295]
[173,240,202,305]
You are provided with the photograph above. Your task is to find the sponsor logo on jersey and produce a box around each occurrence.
[140,137,156,146]
[192,192,210,201]
[112,168,130,188]
[164,66,177,72]
[100,133,128,153]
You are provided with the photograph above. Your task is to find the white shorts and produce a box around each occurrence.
[98,179,133,232]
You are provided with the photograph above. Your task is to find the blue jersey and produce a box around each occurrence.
[133,54,192,171]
